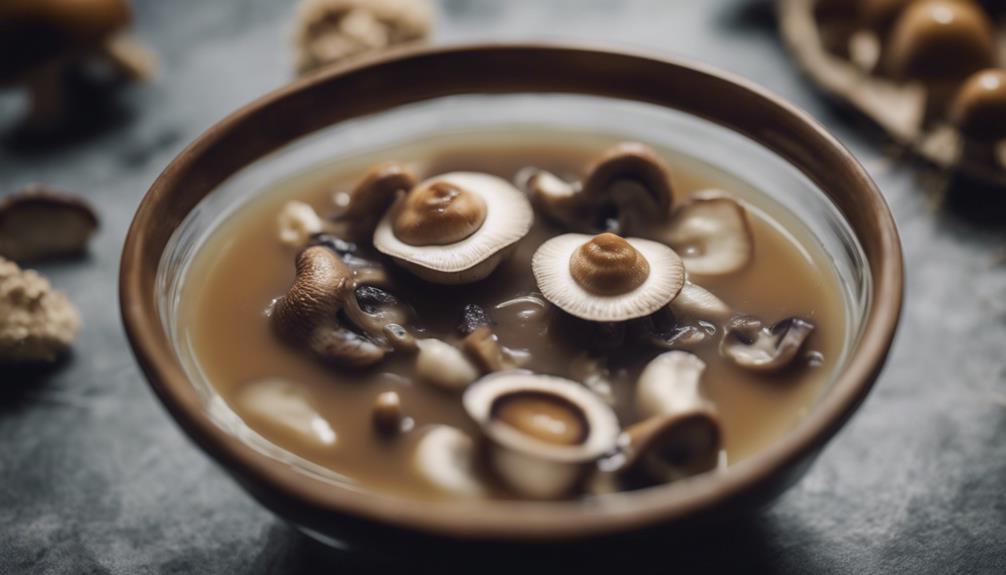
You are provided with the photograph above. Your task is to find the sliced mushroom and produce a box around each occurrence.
[277,200,324,248]
[668,282,732,323]
[414,338,480,391]
[662,194,753,277]
[0,185,98,262]
[635,351,709,419]
[721,316,816,373]
[526,142,673,234]
[621,408,722,485]
[412,425,486,498]
[532,232,685,322]
[374,172,534,284]
[270,246,389,368]
[239,378,337,448]
[463,372,620,499]
[330,163,417,239]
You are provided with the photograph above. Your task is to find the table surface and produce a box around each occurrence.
[1,1,1004,573]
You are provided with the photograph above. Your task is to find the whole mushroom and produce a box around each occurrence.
[950,68,1006,167]
[525,142,674,234]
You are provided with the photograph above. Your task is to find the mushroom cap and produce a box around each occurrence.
[884,0,995,82]
[581,142,674,215]
[412,425,486,498]
[374,172,533,283]
[0,0,131,84]
[463,371,620,464]
[663,193,753,277]
[392,179,488,246]
[622,408,722,483]
[533,233,684,322]
[950,68,1006,142]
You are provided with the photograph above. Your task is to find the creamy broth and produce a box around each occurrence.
[177,129,847,501]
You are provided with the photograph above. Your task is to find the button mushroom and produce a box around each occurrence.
[661,193,753,277]
[239,378,337,448]
[884,0,995,119]
[463,372,620,499]
[950,68,1006,167]
[0,0,155,130]
[270,246,389,368]
[0,185,98,262]
[525,142,674,234]
[720,316,816,373]
[412,425,486,498]
[532,232,685,322]
[374,172,534,284]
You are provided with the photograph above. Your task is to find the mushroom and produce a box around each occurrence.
[330,162,417,240]
[412,425,486,498]
[720,316,816,373]
[462,326,519,373]
[661,193,753,277]
[0,257,80,364]
[0,0,155,130]
[525,142,674,234]
[239,378,337,448]
[950,68,1006,167]
[884,0,996,120]
[374,172,534,284]
[0,185,98,262]
[618,351,722,485]
[668,282,732,324]
[414,338,480,391]
[277,200,324,248]
[532,232,685,322]
[270,246,389,368]
[463,372,620,499]
[371,390,404,436]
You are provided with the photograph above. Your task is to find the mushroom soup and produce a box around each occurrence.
[177,130,848,501]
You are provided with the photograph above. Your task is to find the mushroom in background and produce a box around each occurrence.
[950,68,1006,168]
[0,0,156,131]
[0,257,80,364]
[292,0,434,75]
[0,185,98,262]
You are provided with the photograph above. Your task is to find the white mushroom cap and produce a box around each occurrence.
[532,233,684,322]
[239,378,337,448]
[412,425,486,498]
[636,351,709,420]
[662,193,753,277]
[374,172,533,284]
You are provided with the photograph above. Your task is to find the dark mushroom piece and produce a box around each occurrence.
[720,316,816,373]
[525,142,674,234]
[949,68,1006,168]
[329,163,417,240]
[0,0,155,131]
[270,246,389,368]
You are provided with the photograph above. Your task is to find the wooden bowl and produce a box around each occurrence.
[120,44,903,549]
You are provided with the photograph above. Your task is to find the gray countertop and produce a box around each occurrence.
[1,1,1004,573]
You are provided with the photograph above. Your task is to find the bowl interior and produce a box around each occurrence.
[122,45,900,540]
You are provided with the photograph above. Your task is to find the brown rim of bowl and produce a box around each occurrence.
[120,42,903,541]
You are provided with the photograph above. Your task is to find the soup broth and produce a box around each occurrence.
[177,129,848,501]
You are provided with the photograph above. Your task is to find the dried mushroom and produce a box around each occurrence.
[532,232,685,322]
[271,246,410,368]
[662,194,753,276]
[239,378,337,448]
[721,316,816,373]
[463,372,620,499]
[0,186,98,262]
[292,0,434,74]
[374,172,533,284]
[0,257,80,364]
[412,425,486,498]
[525,142,674,234]
[0,0,155,130]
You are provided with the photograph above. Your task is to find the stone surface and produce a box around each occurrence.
[1,0,1004,573]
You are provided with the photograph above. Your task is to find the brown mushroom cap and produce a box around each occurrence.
[581,142,673,216]
[0,0,131,84]
[392,180,487,246]
[374,172,533,283]
[884,0,995,82]
[950,69,1006,142]
[533,233,685,322]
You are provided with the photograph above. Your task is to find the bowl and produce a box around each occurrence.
[120,44,903,549]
